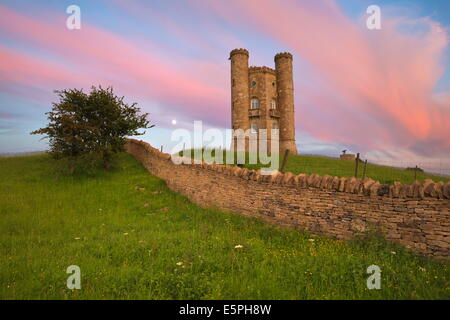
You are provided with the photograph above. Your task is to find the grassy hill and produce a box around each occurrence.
[0,153,448,299]
[180,149,449,185]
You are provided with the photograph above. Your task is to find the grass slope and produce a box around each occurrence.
[181,149,449,185]
[0,153,448,299]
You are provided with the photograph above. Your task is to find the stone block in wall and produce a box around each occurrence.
[307,174,318,187]
[246,169,256,181]
[412,181,422,199]
[392,181,401,197]
[240,168,250,179]
[162,153,171,160]
[399,184,409,198]
[275,172,285,184]
[332,176,340,190]
[319,175,328,188]
[338,177,347,192]
[353,179,363,194]
[232,166,242,177]
[249,170,258,180]
[353,178,363,194]
[299,174,309,187]
[222,166,231,176]
[312,174,322,188]
[405,184,414,198]
[434,182,444,199]
[413,242,427,250]
[369,182,380,198]
[423,178,434,187]
[319,175,332,189]
[351,218,367,232]
[260,171,269,183]
[424,182,436,198]
[283,172,295,185]
[292,174,301,186]
[377,184,390,197]
[269,171,281,183]
[327,175,336,189]
[388,185,395,198]
[444,182,450,199]
[305,174,313,186]
[345,177,356,193]
[386,231,401,239]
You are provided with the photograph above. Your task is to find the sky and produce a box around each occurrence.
[0,0,449,173]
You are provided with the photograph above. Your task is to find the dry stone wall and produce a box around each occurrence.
[126,139,450,259]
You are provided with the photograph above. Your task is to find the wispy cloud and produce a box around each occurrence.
[0,4,228,127]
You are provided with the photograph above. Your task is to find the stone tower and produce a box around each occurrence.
[229,48,298,154]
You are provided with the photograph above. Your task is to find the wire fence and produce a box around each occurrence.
[163,145,450,185]
[292,153,450,185]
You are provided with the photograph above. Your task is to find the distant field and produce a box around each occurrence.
[180,149,450,185]
[0,153,448,299]
[0,151,46,158]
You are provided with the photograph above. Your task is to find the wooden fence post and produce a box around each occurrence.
[354,153,360,178]
[362,160,367,179]
[280,149,290,173]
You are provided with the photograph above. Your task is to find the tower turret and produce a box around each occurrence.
[275,52,297,154]
[230,49,250,133]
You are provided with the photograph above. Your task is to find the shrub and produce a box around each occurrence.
[31,86,153,171]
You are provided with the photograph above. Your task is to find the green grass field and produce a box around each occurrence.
[181,149,449,185]
[0,153,448,299]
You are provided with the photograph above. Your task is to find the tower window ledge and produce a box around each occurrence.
[269,109,280,118]
[248,109,260,117]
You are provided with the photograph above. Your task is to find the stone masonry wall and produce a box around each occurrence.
[126,139,450,259]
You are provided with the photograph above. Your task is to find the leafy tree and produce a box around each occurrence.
[32,86,153,170]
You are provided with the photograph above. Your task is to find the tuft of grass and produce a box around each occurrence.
[0,153,448,299]
[179,149,449,185]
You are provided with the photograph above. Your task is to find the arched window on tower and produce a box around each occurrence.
[270,99,277,109]
[250,98,259,110]
[251,122,258,133]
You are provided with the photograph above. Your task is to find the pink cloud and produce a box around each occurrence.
[0,46,97,88]
[0,5,229,126]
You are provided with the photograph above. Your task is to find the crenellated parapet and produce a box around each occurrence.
[229,48,249,58]
[249,66,276,75]
[274,52,293,61]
